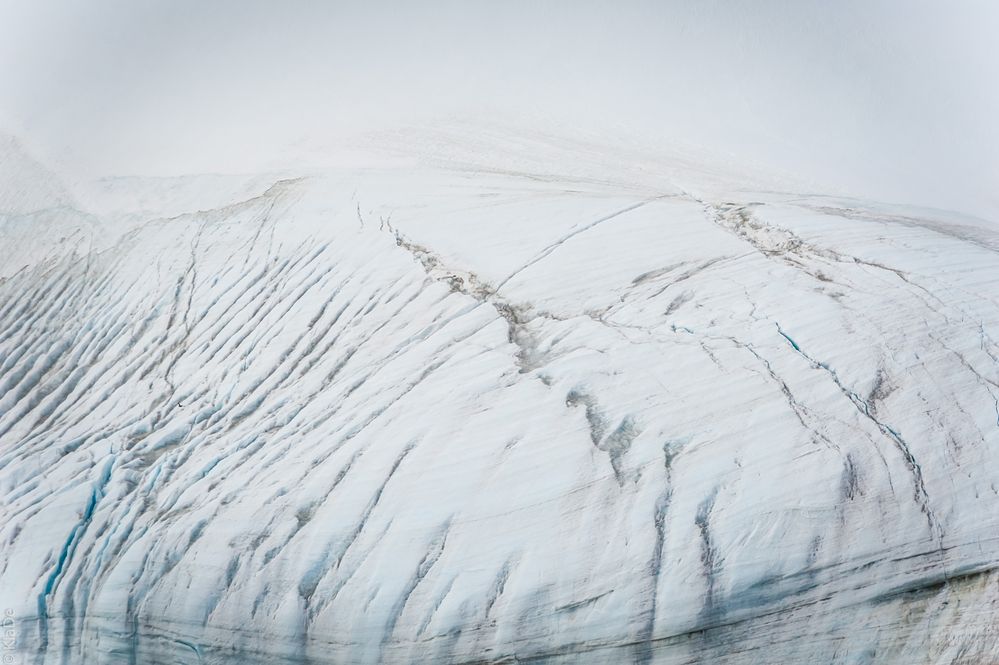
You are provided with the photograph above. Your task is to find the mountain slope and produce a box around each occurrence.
[1,140,999,664]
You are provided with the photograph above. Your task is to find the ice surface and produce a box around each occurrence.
[1,132,998,664]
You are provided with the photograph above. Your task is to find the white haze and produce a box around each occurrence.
[1,0,997,220]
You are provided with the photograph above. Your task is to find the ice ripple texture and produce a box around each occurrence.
[2,143,999,664]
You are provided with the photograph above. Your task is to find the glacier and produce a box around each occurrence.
[1,131,999,664]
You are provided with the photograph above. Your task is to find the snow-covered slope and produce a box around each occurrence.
[0,135,103,280]
[2,133,998,664]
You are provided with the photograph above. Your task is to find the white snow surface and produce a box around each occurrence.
[2,130,999,664]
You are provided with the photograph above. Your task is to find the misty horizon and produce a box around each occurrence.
[1,1,997,220]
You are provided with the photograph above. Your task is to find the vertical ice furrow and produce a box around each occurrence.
[380,518,452,651]
[694,490,721,623]
[0,349,44,406]
[328,304,499,433]
[268,282,444,437]
[328,278,438,366]
[290,309,496,453]
[711,333,852,461]
[325,299,487,404]
[207,263,358,419]
[228,249,334,365]
[192,264,273,352]
[0,265,77,346]
[23,316,134,437]
[0,338,75,439]
[211,255,305,366]
[327,356,451,451]
[13,264,94,344]
[307,518,396,629]
[929,332,999,393]
[22,330,157,455]
[293,298,357,379]
[415,575,458,638]
[262,448,366,570]
[774,323,941,542]
[69,263,126,325]
[177,221,207,337]
[303,441,418,625]
[634,437,688,664]
[0,267,88,386]
[0,269,42,324]
[15,292,133,431]
[234,198,280,272]
[34,455,115,653]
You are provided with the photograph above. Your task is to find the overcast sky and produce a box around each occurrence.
[1,1,997,219]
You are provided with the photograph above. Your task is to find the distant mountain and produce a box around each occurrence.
[0,133,76,214]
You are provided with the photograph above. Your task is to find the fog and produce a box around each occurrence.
[1,0,996,219]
